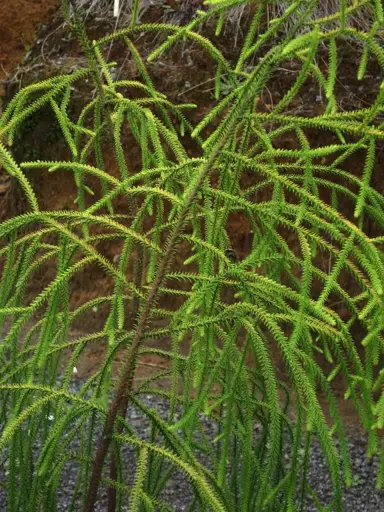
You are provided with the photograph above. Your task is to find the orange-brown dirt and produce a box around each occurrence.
[1,5,383,432]
[0,0,58,86]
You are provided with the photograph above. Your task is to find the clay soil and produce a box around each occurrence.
[0,0,58,85]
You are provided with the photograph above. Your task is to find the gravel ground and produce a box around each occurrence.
[1,379,384,511]
[306,438,384,512]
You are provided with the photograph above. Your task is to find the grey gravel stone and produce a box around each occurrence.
[1,380,384,510]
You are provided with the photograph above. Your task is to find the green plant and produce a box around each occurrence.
[0,0,384,510]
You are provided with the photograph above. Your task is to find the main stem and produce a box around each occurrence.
[84,151,219,512]
[107,244,142,512]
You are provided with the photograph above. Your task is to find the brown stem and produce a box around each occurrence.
[108,244,143,512]
[84,152,219,512]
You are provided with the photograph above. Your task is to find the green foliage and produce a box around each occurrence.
[0,0,384,510]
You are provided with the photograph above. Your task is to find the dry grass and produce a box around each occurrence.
[73,0,167,23]
[269,0,372,31]
[3,0,372,97]
[72,0,372,30]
